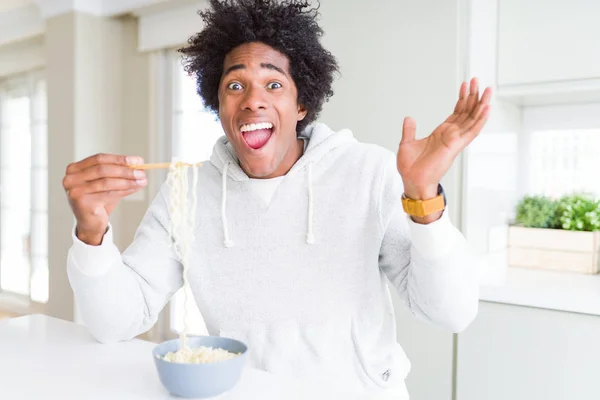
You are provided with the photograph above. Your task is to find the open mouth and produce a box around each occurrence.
[240,122,274,150]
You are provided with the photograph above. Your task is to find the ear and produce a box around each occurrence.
[297,103,307,121]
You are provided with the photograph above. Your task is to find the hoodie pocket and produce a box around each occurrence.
[218,325,268,371]
[220,319,410,395]
[350,322,411,391]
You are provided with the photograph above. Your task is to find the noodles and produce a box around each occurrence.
[163,161,239,363]
[162,346,240,364]
[166,161,197,351]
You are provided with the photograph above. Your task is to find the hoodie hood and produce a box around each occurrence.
[208,122,357,248]
[209,122,357,181]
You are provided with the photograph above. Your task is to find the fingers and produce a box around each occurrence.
[66,153,143,174]
[454,78,480,125]
[62,154,147,202]
[75,188,142,210]
[105,187,142,199]
[469,86,493,121]
[448,81,469,123]
[401,117,417,144]
[461,86,494,139]
[446,77,493,138]
[461,104,491,145]
[64,155,146,237]
[63,163,146,190]
[67,178,146,198]
[465,78,480,116]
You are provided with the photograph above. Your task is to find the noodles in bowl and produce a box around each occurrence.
[153,336,248,398]
[162,346,241,364]
[151,161,247,398]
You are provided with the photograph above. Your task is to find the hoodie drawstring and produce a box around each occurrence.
[222,162,234,248]
[306,163,315,244]
[220,161,315,248]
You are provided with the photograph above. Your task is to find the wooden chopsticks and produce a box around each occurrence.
[128,162,202,170]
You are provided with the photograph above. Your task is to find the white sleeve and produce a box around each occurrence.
[378,157,479,333]
[70,223,120,277]
[67,184,183,343]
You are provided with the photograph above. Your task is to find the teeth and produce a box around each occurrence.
[240,122,273,133]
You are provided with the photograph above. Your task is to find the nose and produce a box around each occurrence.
[240,84,268,112]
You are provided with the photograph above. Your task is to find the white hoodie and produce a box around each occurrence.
[67,123,479,397]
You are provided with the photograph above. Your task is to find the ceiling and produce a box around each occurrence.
[0,0,34,13]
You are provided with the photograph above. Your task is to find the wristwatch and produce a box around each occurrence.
[401,184,446,217]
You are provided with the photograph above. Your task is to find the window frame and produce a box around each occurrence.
[0,69,47,316]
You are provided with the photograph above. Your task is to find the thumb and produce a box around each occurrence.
[401,117,417,144]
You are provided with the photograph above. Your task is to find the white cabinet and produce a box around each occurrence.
[497,0,600,87]
[456,301,600,400]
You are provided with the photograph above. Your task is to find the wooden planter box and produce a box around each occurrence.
[508,226,600,274]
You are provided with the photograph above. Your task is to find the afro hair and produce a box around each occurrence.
[178,0,339,133]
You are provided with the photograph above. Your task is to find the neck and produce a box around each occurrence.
[267,138,305,178]
[249,138,304,179]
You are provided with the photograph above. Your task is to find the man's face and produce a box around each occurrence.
[218,42,307,179]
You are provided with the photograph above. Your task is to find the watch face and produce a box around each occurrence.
[438,184,447,206]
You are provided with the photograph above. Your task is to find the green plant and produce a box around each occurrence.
[555,194,600,232]
[515,195,559,229]
[515,194,600,231]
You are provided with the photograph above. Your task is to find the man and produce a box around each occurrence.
[63,0,491,396]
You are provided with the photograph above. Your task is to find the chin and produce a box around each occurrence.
[242,159,277,179]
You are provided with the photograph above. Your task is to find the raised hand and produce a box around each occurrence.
[397,78,492,202]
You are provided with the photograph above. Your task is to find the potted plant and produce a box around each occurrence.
[508,194,600,274]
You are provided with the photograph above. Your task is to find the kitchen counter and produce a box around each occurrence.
[478,253,600,316]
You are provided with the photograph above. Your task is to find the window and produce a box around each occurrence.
[527,129,600,198]
[171,55,224,163]
[462,101,600,259]
[169,53,224,336]
[520,103,600,200]
[0,72,48,305]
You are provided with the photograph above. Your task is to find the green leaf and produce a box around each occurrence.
[515,196,558,229]
[554,193,600,232]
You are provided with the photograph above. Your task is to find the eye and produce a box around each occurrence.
[267,82,282,90]
[227,82,243,90]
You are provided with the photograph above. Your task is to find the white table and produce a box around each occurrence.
[0,315,401,400]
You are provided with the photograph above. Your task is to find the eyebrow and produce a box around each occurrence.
[222,63,288,78]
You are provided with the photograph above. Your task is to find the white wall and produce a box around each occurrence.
[118,17,153,249]
[0,3,43,46]
[319,1,463,149]
[46,12,77,320]
[319,0,467,224]
[0,36,44,78]
[137,1,206,52]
